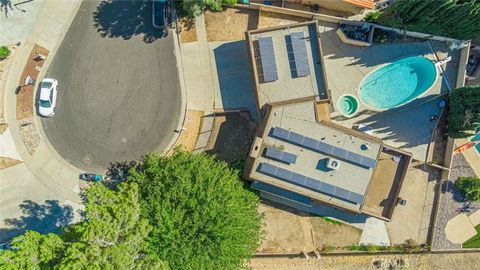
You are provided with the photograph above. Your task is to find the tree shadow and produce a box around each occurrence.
[92,0,166,43]
[104,160,140,188]
[0,200,73,242]
[0,0,13,18]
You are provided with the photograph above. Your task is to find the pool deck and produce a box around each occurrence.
[317,21,461,161]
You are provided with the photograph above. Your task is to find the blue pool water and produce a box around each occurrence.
[359,56,437,110]
[471,131,480,155]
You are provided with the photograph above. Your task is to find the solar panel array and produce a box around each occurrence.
[290,32,310,77]
[271,127,377,168]
[257,37,278,82]
[258,163,364,204]
[265,147,297,164]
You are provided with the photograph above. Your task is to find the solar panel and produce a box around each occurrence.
[303,137,318,150]
[265,148,297,164]
[318,181,336,194]
[333,188,350,200]
[290,32,310,77]
[348,192,365,204]
[345,152,362,165]
[258,162,276,175]
[276,167,292,180]
[288,132,305,145]
[305,178,322,191]
[271,127,290,140]
[360,156,377,168]
[289,172,303,184]
[257,163,364,205]
[316,141,333,154]
[331,147,348,160]
[258,37,278,82]
[270,127,377,168]
[282,152,297,164]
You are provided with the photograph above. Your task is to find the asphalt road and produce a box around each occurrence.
[41,0,182,171]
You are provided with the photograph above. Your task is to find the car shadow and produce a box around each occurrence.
[92,0,167,43]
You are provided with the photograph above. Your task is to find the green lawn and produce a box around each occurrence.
[463,225,480,248]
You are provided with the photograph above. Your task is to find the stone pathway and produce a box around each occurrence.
[432,153,480,250]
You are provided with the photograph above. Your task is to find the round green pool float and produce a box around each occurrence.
[337,94,359,118]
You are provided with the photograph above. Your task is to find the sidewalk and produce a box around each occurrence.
[0,0,83,241]
[179,14,216,152]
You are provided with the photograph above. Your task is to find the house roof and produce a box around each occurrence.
[344,0,374,9]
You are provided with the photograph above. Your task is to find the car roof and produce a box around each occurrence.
[42,78,56,84]
[39,87,52,100]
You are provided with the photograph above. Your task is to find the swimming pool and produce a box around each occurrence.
[358,56,437,110]
[471,130,480,155]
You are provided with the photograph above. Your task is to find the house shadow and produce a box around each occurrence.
[0,200,74,242]
[335,94,446,153]
[206,112,255,166]
[92,0,165,43]
[213,41,257,119]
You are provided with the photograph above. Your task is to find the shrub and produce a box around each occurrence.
[364,10,382,22]
[447,86,480,138]
[0,46,10,60]
[456,176,480,202]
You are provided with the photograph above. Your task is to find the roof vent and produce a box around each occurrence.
[326,158,341,170]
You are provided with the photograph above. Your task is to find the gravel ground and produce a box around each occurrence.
[19,122,40,155]
[432,153,480,250]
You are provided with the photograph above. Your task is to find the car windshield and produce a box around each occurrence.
[41,81,53,89]
[39,99,51,107]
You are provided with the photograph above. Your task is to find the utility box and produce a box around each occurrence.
[326,158,341,170]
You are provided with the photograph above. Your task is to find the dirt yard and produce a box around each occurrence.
[206,112,255,164]
[250,252,480,270]
[172,110,204,152]
[205,8,259,42]
[258,11,308,29]
[178,17,197,43]
[258,201,361,253]
[17,44,49,121]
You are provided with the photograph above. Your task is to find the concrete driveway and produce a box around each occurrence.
[40,0,182,171]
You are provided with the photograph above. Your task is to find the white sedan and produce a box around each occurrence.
[37,78,58,117]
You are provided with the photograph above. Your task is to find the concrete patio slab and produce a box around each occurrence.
[445,213,477,244]
[360,217,390,246]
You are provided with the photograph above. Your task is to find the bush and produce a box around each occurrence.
[0,46,10,60]
[364,10,382,22]
[447,86,480,138]
[456,176,480,202]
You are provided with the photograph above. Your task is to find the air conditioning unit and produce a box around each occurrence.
[326,158,341,170]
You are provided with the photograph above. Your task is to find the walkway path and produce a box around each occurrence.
[179,14,217,152]
[0,0,83,242]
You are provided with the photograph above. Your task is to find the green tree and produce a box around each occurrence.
[456,176,480,202]
[447,86,480,138]
[57,182,166,269]
[0,183,166,270]
[129,151,262,270]
[0,231,64,269]
[181,0,237,17]
[377,0,480,40]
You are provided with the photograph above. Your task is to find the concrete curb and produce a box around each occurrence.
[161,27,188,155]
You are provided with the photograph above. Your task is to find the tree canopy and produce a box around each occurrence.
[447,86,480,138]
[181,0,237,17]
[375,0,480,40]
[129,151,262,270]
[0,183,166,270]
[456,176,480,202]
